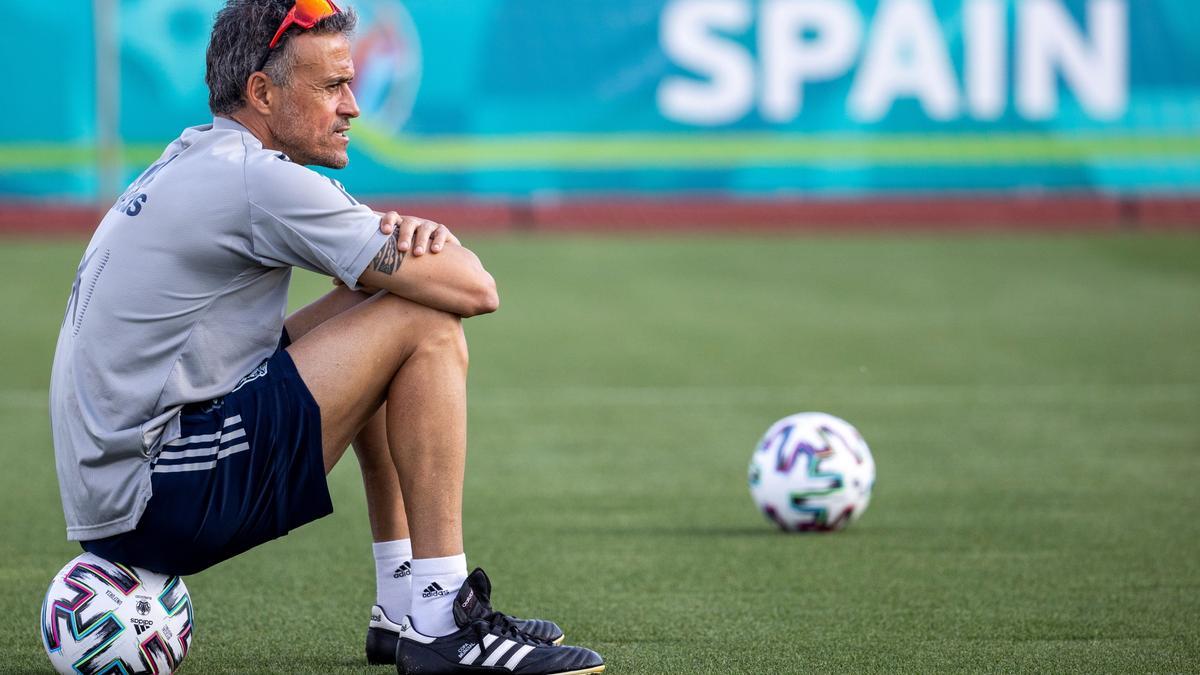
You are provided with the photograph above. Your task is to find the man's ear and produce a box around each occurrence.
[244,72,275,115]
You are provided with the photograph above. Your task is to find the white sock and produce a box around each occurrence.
[372,539,413,622]
[410,553,468,637]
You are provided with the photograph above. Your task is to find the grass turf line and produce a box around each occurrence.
[0,233,1197,673]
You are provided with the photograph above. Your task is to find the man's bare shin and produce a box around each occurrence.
[384,329,468,560]
[354,408,410,542]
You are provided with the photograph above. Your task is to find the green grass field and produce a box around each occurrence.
[1,233,1198,673]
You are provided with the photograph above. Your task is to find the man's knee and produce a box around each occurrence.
[414,307,469,368]
[373,293,468,367]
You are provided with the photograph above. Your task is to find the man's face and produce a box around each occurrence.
[268,33,359,168]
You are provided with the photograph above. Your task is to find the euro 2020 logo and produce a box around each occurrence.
[351,0,423,135]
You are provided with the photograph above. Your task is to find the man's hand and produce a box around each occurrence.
[335,213,461,289]
[376,212,460,256]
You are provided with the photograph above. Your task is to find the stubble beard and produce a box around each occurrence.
[272,115,349,169]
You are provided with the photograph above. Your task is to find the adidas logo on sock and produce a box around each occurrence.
[421,582,451,598]
[393,561,412,579]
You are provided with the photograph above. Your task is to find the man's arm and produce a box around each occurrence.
[358,227,499,318]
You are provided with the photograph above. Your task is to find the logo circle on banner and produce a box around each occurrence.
[351,0,423,134]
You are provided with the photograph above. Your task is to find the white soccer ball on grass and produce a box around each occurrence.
[748,412,875,532]
[41,552,193,674]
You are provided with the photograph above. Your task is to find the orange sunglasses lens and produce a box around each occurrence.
[268,0,341,49]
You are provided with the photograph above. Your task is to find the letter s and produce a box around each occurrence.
[125,193,148,217]
[658,0,755,126]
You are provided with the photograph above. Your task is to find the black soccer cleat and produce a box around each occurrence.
[396,569,603,674]
[367,605,409,665]
[367,569,565,665]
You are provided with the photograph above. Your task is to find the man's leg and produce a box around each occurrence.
[286,290,413,619]
[285,291,412,544]
[353,409,410,541]
[285,288,468,633]
[285,287,604,674]
[285,290,410,539]
[352,409,419,660]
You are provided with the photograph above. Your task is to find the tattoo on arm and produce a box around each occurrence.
[370,229,405,275]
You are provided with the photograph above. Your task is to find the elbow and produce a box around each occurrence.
[474,284,500,316]
[462,273,499,317]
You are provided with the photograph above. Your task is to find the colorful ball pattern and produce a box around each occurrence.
[749,412,876,532]
[41,553,193,675]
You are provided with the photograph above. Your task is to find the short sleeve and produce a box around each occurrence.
[245,155,389,288]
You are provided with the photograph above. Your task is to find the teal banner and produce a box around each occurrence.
[2,0,1198,200]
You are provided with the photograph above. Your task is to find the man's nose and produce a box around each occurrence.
[340,85,360,119]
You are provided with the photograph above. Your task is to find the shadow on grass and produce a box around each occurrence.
[554,524,792,538]
[199,653,367,673]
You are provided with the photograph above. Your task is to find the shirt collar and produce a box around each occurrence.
[211,116,289,159]
[213,116,252,134]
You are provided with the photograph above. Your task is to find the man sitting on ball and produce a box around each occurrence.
[49,1,603,673]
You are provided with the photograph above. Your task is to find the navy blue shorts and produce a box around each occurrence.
[82,332,331,576]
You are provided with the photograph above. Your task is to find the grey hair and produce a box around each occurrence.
[206,0,357,116]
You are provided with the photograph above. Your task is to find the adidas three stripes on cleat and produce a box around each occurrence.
[395,568,603,674]
[398,626,603,675]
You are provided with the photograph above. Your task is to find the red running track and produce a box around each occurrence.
[2,194,1197,236]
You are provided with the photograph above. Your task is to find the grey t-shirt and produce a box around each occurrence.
[50,117,389,540]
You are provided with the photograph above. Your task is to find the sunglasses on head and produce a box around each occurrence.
[257,0,342,71]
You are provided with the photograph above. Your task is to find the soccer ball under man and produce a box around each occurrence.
[41,552,193,674]
[748,412,875,532]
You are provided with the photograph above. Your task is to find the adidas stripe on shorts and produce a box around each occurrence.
[82,331,331,576]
